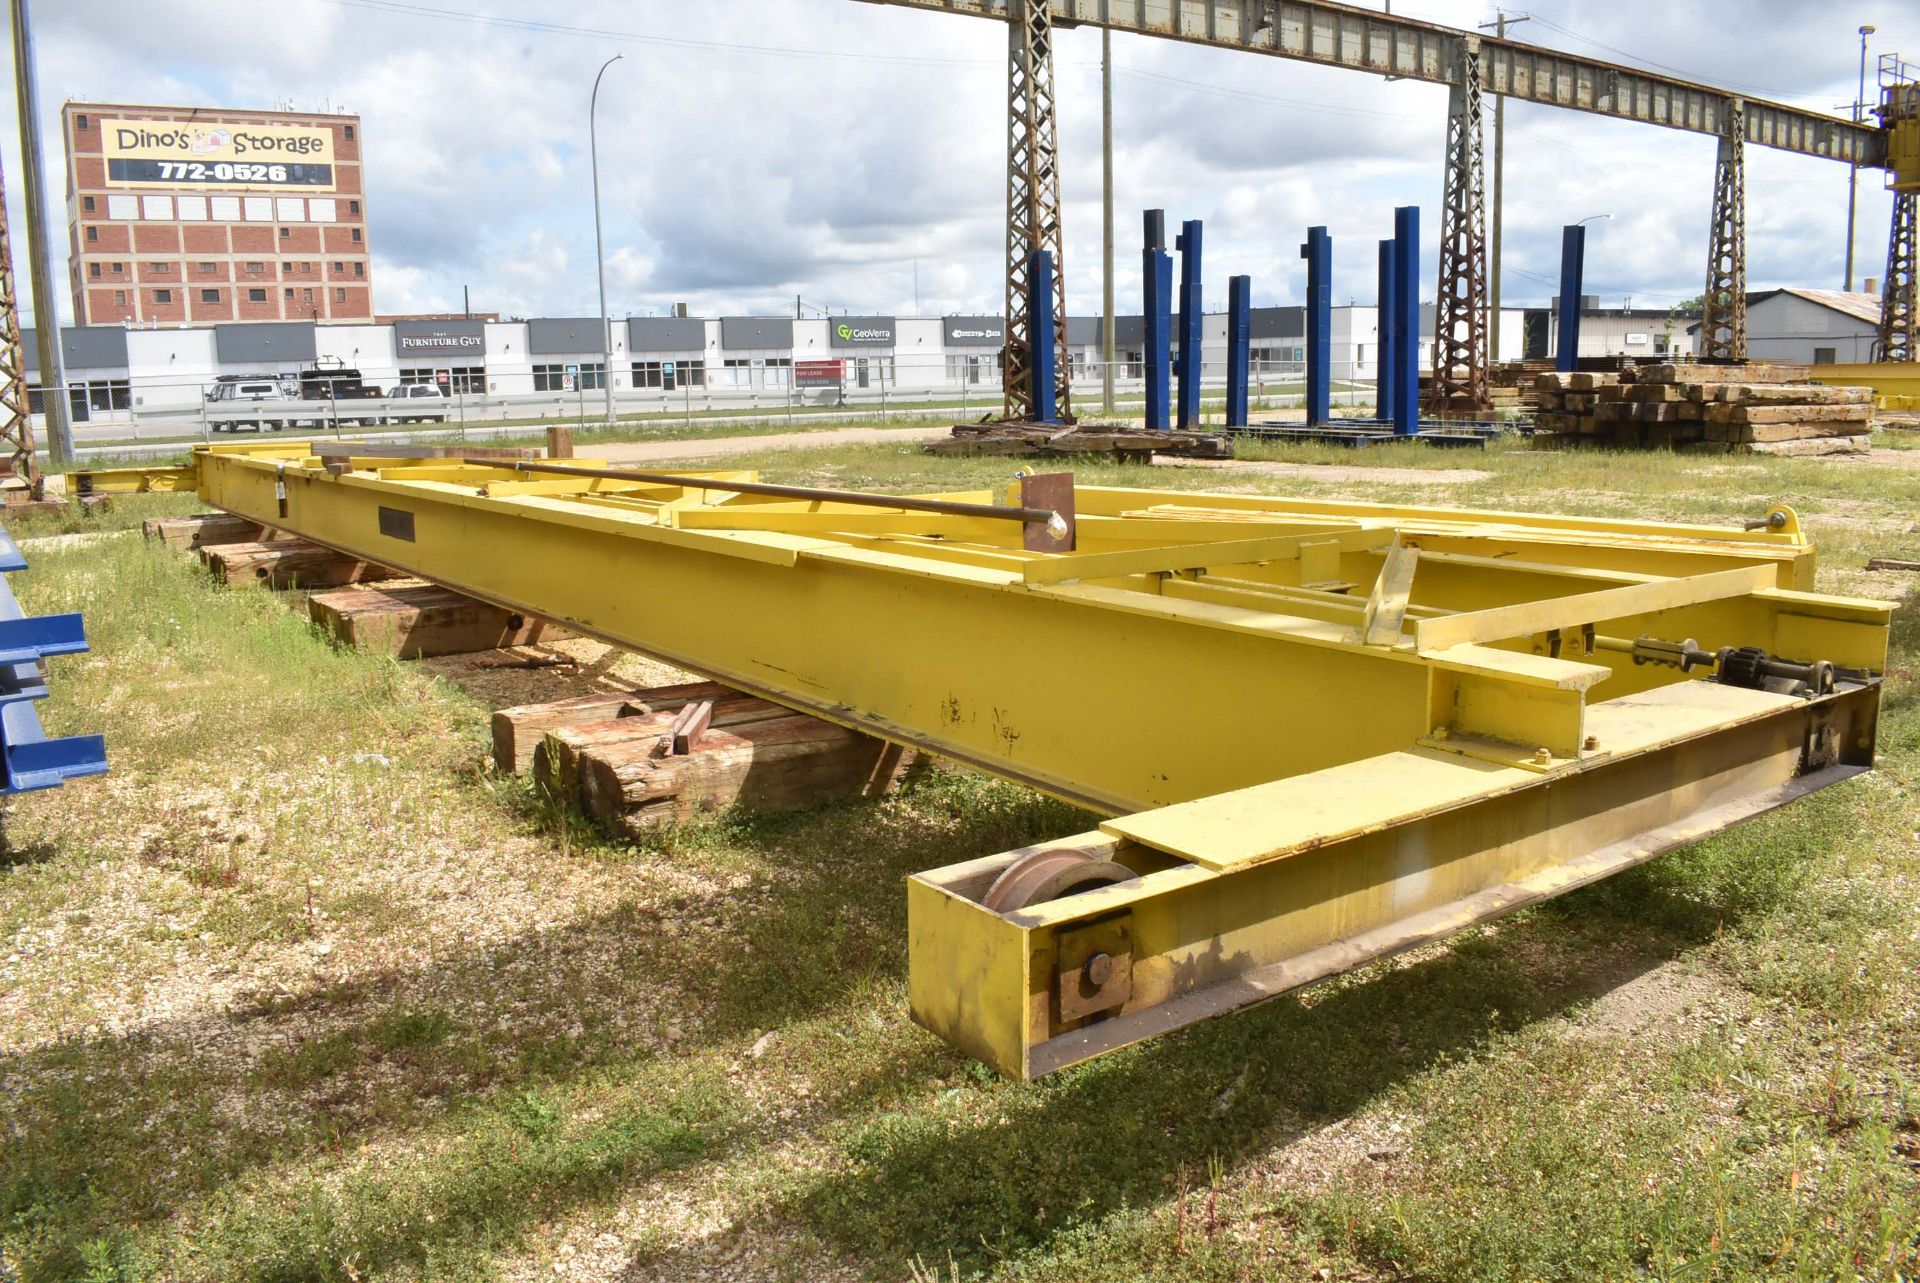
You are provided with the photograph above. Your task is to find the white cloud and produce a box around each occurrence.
[2,0,1912,327]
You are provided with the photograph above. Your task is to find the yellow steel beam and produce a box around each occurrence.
[79,443,1891,1078]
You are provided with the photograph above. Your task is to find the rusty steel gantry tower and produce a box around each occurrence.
[0,160,43,501]
[1428,39,1489,415]
[1702,103,1749,361]
[1876,58,1919,364]
[1003,0,1073,422]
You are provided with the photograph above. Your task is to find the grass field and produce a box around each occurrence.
[1,434,1917,1281]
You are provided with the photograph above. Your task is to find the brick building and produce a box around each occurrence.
[62,102,373,326]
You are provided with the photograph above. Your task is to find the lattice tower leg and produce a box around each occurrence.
[1003,0,1072,423]
[1877,190,1916,363]
[0,159,42,500]
[1427,40,1489,418]
[1702,106,1748,361]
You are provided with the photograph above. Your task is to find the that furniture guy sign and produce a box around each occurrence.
[393,319,486,360]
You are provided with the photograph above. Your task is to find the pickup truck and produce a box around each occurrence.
[299,367,385,427]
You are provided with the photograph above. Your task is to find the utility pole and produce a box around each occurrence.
[1479,10,1526,368]
[1845,24,1875,291]
[11,0,73,466]
[1101,27,1116,416]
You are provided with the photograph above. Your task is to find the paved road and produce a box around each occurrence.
[593,424,950,464]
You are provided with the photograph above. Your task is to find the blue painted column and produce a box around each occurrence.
[1175,219,1204,429]
[1226,274,1251,428]
[1299,225,1332,426]
[1143,209,1172,431]
[1028,248,1057,424]
[1377,237,1396,424]
[1392,205,1420,436]
[1556,224,1586,374]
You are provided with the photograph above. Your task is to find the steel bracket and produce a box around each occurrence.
[1056,912,1132,1024]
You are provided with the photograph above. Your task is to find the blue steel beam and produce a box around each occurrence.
[1143,209,1172,431]
[1028,248,1058,423]
[0,527,105,796]
[1226,274,1251,428]
[1392,206,1420,436]
[1557,224,1586,374]
[1175,219,1204,430]
[1300,225,1332,426]
[1377,237,1396,424]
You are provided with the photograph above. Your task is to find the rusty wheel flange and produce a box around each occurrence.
[980,847,1137,914]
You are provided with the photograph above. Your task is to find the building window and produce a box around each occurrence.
[1813,347,1837,365]
[344,125,355,140]
[154,289,172,304]
[82,195,94,211]
[401,366,485,394]
[304,288,314,303]
[354,262,364,278]
[334,287,346,303]
[247,261,264,274]
[349,200,360,215]
[248,288,267,302]
[284,287,293,299]
[111,262,123,274]
[349,229,362,243]
[88,263,101,278]
[631,359,706,390]
[113,290,126,305]
[199,261,217,273]
[76,114,88,130]
[77,378,130,412]
[332,261,343,272]
[278,227,291,239]
[201,288,220,303]
[85,226,97,242]
[533,362,605,391]
[149,262,168,273]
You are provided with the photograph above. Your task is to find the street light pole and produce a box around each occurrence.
[1100,28,1115,417]
[1845,24,1875,292]
[11,0,74,466]
[590,53,624,425]
[1479,10,1527,366]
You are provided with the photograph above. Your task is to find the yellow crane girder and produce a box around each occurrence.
[79,443,1890,1078]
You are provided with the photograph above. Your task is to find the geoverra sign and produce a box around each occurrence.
[102,119,337,190]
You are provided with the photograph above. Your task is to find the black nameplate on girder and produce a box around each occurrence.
[377,507,416,541]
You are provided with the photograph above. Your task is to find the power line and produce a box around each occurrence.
[1517,12,1810,104]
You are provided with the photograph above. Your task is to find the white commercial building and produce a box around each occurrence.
[25,302,1540,425]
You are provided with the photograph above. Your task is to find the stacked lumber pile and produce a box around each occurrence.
[1488,360,1554,416]
[928,421,1230,460]
[1532,363,1874,456]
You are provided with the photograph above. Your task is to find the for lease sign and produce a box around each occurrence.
[101,119,338,190]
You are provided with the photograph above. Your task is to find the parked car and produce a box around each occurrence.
[207,379,299,432]
[299,364,385,427]
[387,383,449,423]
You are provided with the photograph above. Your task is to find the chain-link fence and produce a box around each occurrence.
[27,353,1381,450]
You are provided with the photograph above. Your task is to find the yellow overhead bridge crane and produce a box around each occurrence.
[81,443,1890,1079]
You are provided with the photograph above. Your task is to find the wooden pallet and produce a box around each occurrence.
[927,421,1231,460]
[199,540,401,589]
[532,688,920,833]
[308,584,576,658]
[143,512,293,551]
[491,679,738,773]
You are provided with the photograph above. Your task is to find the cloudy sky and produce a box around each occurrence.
[4,0,1914,326]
